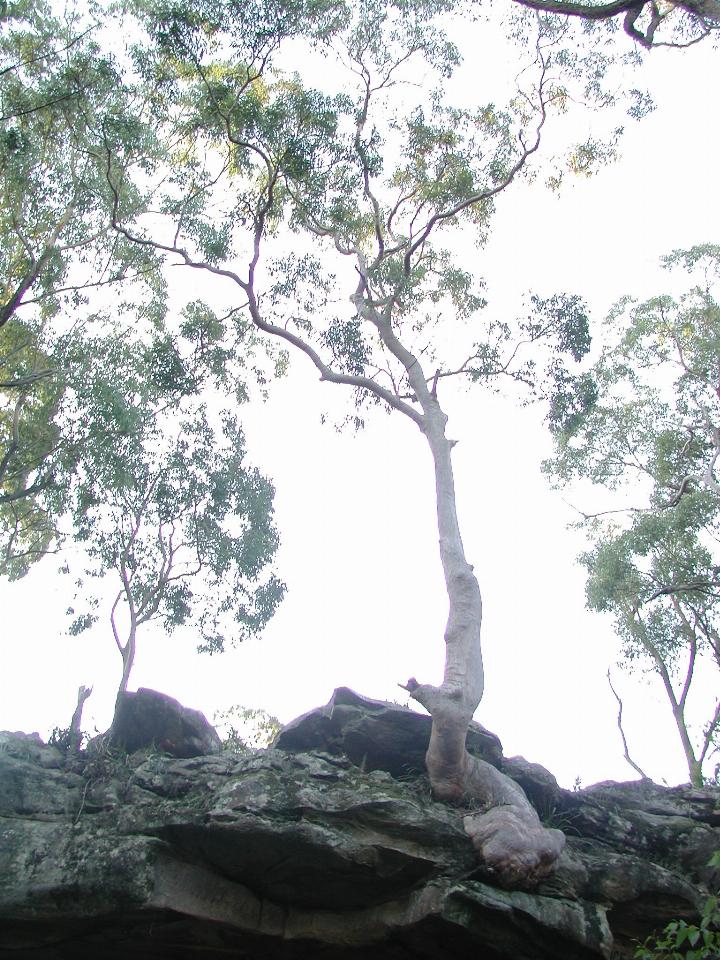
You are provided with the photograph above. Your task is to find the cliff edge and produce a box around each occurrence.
[1,687,718,959]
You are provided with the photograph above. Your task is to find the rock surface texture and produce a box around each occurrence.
[1,687,719,960]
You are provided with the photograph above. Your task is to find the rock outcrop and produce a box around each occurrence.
[1,687,718,959]
[274,686,504,774]
[104,687,222,758]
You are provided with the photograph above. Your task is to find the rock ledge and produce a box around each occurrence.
[1,688,718,960]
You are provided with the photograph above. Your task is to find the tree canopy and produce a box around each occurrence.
[0,0,167,571]
[546,245,720,785]
[58,326,285,695]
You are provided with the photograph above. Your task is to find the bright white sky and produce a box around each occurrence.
[1,21,718,790]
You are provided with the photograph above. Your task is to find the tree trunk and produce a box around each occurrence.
[405,393,565,888]
[118,619,136,697]
[633,613,705,789]
[671,704,704,788]
[67,684,92,756]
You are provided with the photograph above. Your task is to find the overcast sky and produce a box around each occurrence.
[1,22,718,789]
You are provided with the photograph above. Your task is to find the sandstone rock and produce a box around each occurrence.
[0,730,63,769]
[274,686,504,774]
[106,688,221,758]
[557,779,720,886]
[1,691,718,960]
[0,732,82,817]
[502,755,564,817]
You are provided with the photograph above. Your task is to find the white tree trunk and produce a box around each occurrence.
[406,390,565,888]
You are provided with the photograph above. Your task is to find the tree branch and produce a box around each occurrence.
[0,199,76,328]
[699,700,720,766]
[607,669,650,779]
[402,44,552,277]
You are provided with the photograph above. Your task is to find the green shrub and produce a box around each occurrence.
[635,854,720,960]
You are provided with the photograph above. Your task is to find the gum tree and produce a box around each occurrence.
[95,0,638,884]
[546,245,720,785]
[57,326,285,699]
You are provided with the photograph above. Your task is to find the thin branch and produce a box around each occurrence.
[699,700,720,766]
[402,43,552,278]
[561,498,649,521]
[607,669,650,779]
[0,90,79,122]
[0,25,95,79]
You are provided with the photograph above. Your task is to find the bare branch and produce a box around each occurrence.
[699,700,720,766]
[607,670,651,779]
[402,43,552,278]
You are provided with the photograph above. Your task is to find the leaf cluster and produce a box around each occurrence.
[0,0,160,325]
